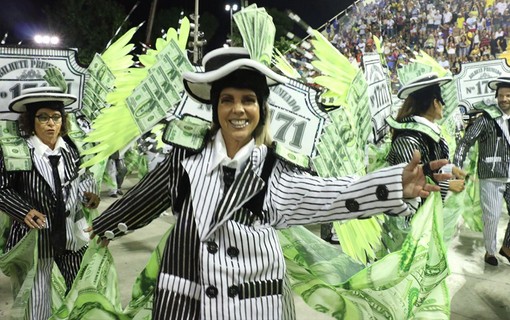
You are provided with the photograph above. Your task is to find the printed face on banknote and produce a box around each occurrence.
[34,108,62,149]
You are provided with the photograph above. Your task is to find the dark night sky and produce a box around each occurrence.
[0,0,353,50]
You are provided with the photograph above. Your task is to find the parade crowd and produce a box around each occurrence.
[289,0,509,92]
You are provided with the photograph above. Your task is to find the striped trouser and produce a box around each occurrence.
[479,180,510,255]
[26,247,86,320]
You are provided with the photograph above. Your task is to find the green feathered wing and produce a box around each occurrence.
[305,28,383,264]
[81,18,193,168]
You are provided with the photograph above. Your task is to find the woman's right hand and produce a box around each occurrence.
[24,209,46,229]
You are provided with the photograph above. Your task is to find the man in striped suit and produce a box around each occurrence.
[90,47,450,320]
[454,75,510,266]
[0,87,100,319]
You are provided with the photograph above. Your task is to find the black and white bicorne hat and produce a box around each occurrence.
[182,47,288,104]
[488,74,510,90]
[8,86,77,113]
[397,72,452,99]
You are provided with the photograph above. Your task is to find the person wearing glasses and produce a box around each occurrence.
[0,87,100,319]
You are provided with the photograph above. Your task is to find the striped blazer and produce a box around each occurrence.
[386,117,450,200]
[92,141,413,320]
[0,137,97,258]
[454,112,510,179]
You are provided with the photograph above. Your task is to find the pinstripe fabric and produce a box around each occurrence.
[0,136,96,319]
[454,112,510,255]
[454,114,510,179]
[26,246,86,320]
[387,117,450,201]
[1,137,96,258]
[479,180,510,254]
[92,139,412,320]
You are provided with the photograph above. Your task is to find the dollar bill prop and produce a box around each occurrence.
[0,229,38,320]
[49,226,173,320]
[443,143,483,234]
[80,54,116,121]
[82,38,194,168]
[0,120,32,171]
[280,192,450,320]
[43,67,68,93]
[162,115,210,151]
[126,39,193,135]
[233,4,275,66]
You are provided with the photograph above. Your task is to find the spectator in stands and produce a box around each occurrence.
[458,34,470,58]
[446,35,457,65]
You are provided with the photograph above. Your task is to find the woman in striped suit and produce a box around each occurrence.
[387,72,466,202]
[0,87,100,319]
[90,47,450,320]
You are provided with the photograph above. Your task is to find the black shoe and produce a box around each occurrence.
[109,193,118,198]
[484,253,498,266]
[117,190,124,196]
[499,248,510,263]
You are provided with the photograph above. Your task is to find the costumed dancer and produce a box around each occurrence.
[387,72,467,202]
[0,87,100,319]
[88,47,449,319]
[453,74,510,266]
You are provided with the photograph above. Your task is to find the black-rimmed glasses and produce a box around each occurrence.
[35,114,62,124]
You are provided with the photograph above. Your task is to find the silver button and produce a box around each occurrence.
[118,223,128,232]
[104,230,115,239]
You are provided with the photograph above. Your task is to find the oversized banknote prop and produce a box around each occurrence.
[0,120,31,171]
[0,47,86,120]
[81,37,193,167]
[453,58,510,115]
[363,53,393,143]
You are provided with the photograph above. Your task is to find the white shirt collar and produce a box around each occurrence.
[28,135,68,158]
[412,115,441,134]
[208,130,254,174]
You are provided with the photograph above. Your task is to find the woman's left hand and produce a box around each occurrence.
[402,150,452,198]
[84,192,100,209]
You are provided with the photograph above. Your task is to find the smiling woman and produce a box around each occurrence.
[88,46,449,320]
[216,88,261,157]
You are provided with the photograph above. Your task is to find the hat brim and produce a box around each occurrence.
[9,93,77,113]
[183,58,289,104]
[488,77,510,90]
[397,76,452,99]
